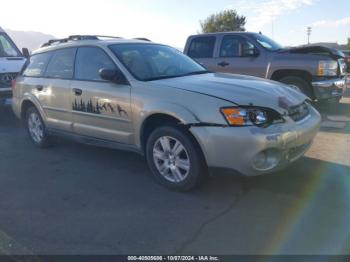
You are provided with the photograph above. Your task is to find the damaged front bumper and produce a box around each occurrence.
[312,77,346,100]
[189,105,321,176]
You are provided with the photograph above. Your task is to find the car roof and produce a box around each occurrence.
[33,37,157,54]
[188,31,257,38]
[0,27,4,33]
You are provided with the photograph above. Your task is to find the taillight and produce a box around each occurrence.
[11,79,16,90]
[345,56,350,64]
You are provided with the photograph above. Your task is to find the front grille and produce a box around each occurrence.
[338,59,346,75]
[288,102,310,122]
[0,73,17,88]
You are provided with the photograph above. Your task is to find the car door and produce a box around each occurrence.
[70,46,132,144]
[21,49,75,132]
[214,35,267,78]
[186,36,218,71]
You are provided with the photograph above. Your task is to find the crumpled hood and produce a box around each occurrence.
[279,45,344,59]
[154,73,307,113]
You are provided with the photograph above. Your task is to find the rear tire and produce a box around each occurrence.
[25,106,51,148]
[279,76,313,99]
[146,125,206,191]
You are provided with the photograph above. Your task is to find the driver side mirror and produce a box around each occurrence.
[22,48,30,59]
[239,43,259,57]
[99,68,129,85]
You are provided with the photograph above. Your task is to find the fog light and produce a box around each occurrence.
[253,149,281,171]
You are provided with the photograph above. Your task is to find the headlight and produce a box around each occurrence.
[318,60,338,76]
[220,107,283,127]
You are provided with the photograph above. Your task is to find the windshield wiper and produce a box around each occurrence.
[144,75,184,81]
[180,70,211,76]
[144,70,210,81]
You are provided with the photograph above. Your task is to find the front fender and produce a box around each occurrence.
[133,101,201,147]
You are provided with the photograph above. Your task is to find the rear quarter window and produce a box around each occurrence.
[45,48,76,79]
[188,36,216,59]
[23,52,52,77]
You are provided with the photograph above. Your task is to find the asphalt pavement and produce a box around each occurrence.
[0,93,350,255]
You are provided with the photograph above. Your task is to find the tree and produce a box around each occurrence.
[200,9,246,33]
[347,38,350,49]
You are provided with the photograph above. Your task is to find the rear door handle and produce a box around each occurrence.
[35,85,44,91]
[218,61,230,67]
[73,88,82,96]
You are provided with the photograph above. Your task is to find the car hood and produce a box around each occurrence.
[0,57,26,72]
[153,73,307,113]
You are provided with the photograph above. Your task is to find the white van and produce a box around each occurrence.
[0,27,27,106]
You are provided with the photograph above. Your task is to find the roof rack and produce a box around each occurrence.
[133,38,152,42]
[41,35,122,47]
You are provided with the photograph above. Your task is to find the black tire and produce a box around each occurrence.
[279,76,313,99]
[25,106,51,148]
[146,125,206,191]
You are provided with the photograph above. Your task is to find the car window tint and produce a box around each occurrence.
[188,36,216,58]
[220,35,255,57]
[45,48,76,79]
[23,52,52,77]
[75,47,116,81]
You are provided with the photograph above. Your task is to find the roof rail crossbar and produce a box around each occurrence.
[133,38,151,42]
[41,38,69,47]
[41,35,123,47]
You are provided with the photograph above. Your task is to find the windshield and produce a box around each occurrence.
[109,43,208,81]
[254,34,283,51]
[0,33,21,57]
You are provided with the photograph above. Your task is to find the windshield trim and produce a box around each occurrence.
[0,32,23,58]
[108,43,207,82]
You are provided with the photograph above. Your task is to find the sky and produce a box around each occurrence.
[1,0,350,48]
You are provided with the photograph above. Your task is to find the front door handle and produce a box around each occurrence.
[35,85,44,91]
[73,88,82,96]
[218,61,230,67]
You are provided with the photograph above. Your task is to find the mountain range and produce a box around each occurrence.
[5,29,56,52]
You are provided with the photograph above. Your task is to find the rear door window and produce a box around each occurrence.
[45,48,76,79]
[23,52,52,77]
[74,47,116,81]
[188,36,216,58]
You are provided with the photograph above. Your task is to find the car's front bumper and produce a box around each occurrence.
[312,77,346,100]
[189,106,321,176]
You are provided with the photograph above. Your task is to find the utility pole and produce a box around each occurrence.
[307,27,312,45]
[271,16,274,39]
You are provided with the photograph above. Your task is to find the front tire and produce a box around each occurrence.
[25,106,51,148]
[279,76,313,99]
[146,125,206,191]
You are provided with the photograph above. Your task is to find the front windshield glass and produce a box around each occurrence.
[254,34,283,51]
[109,43,208,81]
[0,33,21,57]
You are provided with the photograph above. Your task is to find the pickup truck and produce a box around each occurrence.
[0,27,27,106]
[184,32,347,103]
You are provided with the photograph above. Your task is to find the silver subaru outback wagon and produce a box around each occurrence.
[12,35,321,191]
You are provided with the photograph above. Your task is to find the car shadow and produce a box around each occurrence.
[0,107,20,128]
[314,101,350,117]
